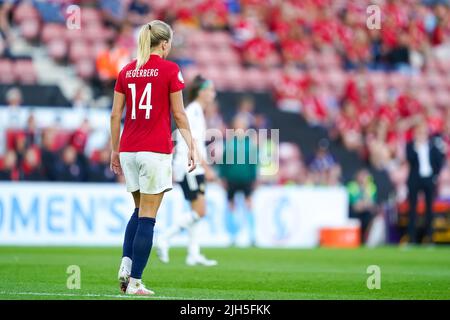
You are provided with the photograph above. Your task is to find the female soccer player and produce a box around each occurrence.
[110,20,196,295]
[157,75,218,266]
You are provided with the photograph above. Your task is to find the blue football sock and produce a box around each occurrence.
[130,217,156,279]
[122,208,139,259]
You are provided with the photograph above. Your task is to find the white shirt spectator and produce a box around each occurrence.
[415,142,433,178]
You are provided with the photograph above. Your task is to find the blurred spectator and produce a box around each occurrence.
[116,23,136,50]
[301,79,330,127]
[277,142,305,185]
[95,39,130,96]
[88,147,116,182]
[13,131,27,165]
[0,149,18,180]
[235,95,256,128]
[405,121,445,245]
[273,63,303,113]
[242,25,279,68]
[197,0,229,31]
[219,115,258,246]
[308,139,338,185]
[20,147,43,181]
[336,101,364,152]
[55,145,84,182]
[127,0,154,27]
[347,169,378,244]
[72,86,91,109]
[40,128,57,181]
[204,100,226,134]
[6,87,23,108]
[100,0,128,29]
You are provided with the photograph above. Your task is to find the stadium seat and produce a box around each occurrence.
[207,31,233,49]
[215,49,241,66]
[47,39,68,61]
[245,68,268,91]
[388,73,407,90]
[41,23,67,44]
[194,47,217,67]
[69,41,92,62]
[266,68,283,88]
[14,60,37,84]
[0,60,16,84]
[181,65,202,83]
[20,19,40,41]
[84,23,108,43]
[64,28,87,43]
[75,59,96,80]
[80,7,102,26]
[222,66,246,91]
[435,89,450,107]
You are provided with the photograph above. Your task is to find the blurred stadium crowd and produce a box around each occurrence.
[0,0,449,203]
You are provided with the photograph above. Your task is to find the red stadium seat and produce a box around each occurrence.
[368,72,386,88]
[388,73,407,90]
[84,23,107,43]
[416,88,435,107]
[69,41,92,62]
[435,89,450,107]
[64,28,86,43]
[47,39,68,61]
[14,60,37,84]
[215,48,241,67]
[266,68,283,88]
[75,59,96,80]
[194,47,215,67]
[20,19,40,41]
[80,7,102,26]
[181,65,202,83]
[187,31,209,48]
[326,70,347,93]
[245,68,269,91]
[222,66,246,91]
[41,23,66,44]
[207,31,233,49]
[0,59,16,84]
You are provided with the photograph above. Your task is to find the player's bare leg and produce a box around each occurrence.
[126,192,164,296]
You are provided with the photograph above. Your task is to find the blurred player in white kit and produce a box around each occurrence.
[157,75,218,266]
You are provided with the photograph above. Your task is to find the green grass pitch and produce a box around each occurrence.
[0,246,449,300]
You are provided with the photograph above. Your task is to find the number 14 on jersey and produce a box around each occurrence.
[128,83,153,120]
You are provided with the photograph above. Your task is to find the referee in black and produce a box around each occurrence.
[405,121,445,245]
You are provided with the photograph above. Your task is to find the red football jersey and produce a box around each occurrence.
[114,54,185,153]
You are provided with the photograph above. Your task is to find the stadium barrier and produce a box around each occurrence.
[0,182,349,248]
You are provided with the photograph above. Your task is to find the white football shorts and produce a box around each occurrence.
[119,151,173,195]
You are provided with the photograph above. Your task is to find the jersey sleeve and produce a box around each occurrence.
[169,65,185,93]
[114,68,126,94]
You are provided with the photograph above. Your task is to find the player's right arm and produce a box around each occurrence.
[170,90,196,172]
[110,90,126,175]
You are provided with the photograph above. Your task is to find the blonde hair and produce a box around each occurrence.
[136,20,173,70]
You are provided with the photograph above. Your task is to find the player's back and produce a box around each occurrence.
[114,54,185,154]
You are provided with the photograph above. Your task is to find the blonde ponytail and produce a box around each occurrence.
[135,20,173,70]
[136,24,152,70]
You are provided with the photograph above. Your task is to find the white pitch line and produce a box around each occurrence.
[0,291,196,300]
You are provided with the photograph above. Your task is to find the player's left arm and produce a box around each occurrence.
[110,91,126,175]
